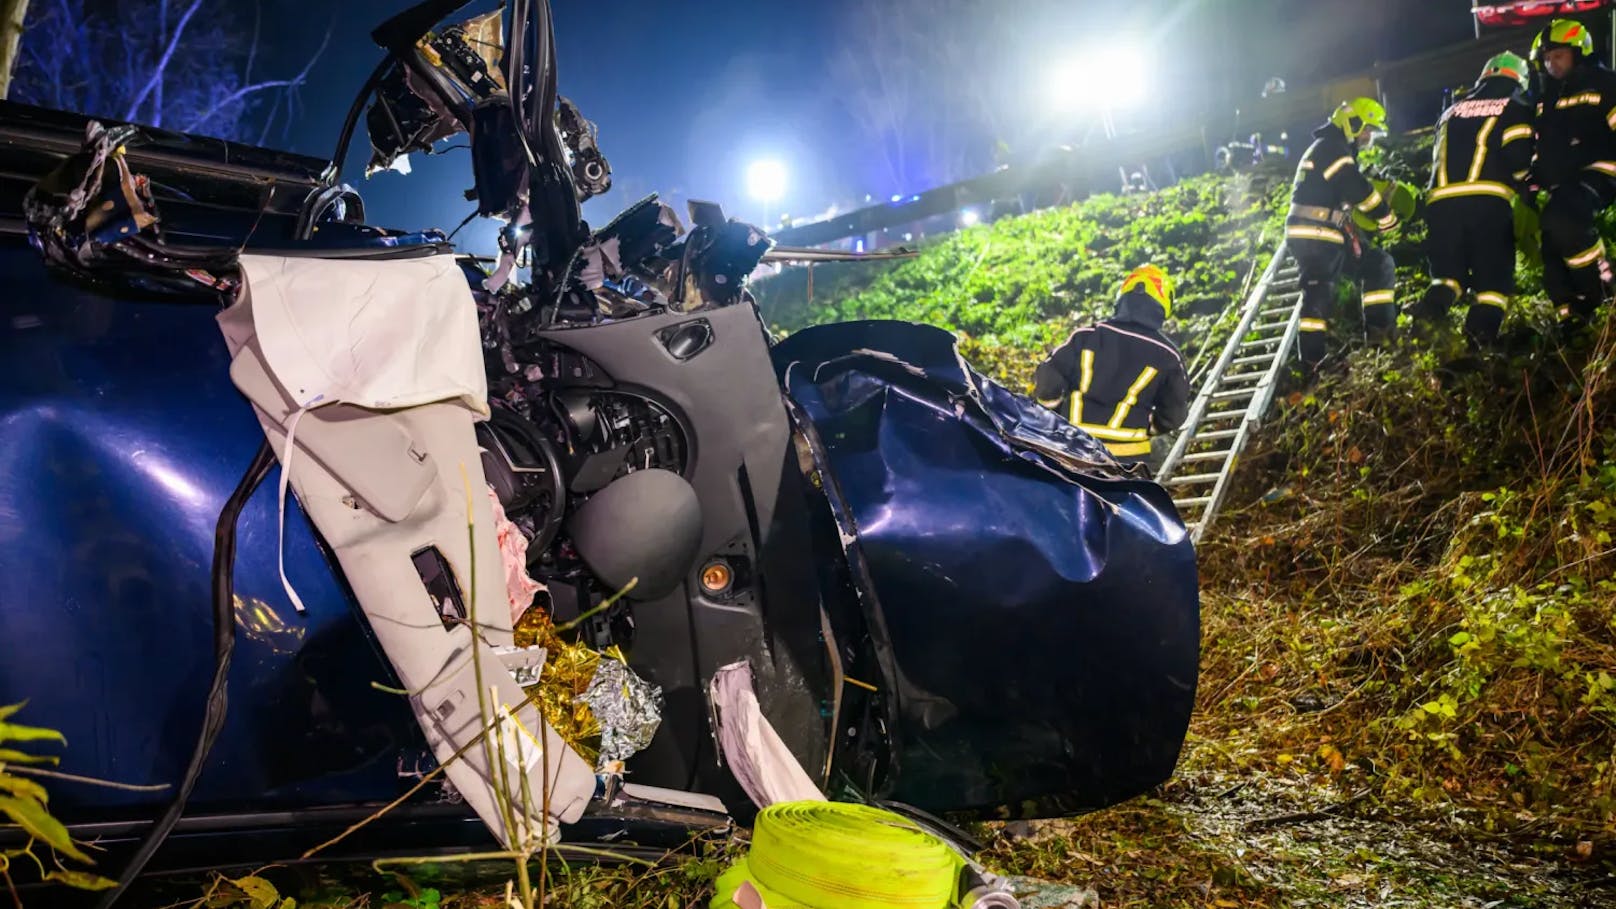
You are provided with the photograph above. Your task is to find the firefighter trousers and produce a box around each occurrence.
[1290,232,1397,370]
[1412,195,1514,349]
[1540,172,1616,323]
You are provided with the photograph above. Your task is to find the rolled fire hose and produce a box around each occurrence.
[711,801,1017,909]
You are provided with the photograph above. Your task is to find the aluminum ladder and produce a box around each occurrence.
[1158,240,1302,543]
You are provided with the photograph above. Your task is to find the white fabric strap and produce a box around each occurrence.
[276,394,325,613]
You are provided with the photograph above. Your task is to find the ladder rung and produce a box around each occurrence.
[1219,371,1265,385]
[1231,354,1274,366]
[1211,388,1256,399]
[1240,337,1281,347]
[1198,409,1244,422]
[1250,320,1291,333]
[1194,428,1241,441]
[1166,473,1220,487]
[1175,496,1213,508]
[1181,448,1234,463]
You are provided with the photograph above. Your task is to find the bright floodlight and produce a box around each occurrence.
[1049,47,1147,111]
[746,159,788,203]
[960,208,981,227]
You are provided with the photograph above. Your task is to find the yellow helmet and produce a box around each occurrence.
[1119,264,1174,317]
[1329,97,1388,142]
[1531,18,1595,64]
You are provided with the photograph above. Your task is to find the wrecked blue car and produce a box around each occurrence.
[0,0,1198,901]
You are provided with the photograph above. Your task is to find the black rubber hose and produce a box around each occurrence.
[323,57,396,185]
[96,441,277,908]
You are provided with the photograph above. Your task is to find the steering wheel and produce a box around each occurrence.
[476,406,567,564]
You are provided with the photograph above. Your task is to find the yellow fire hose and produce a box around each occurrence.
[711,801,965,909]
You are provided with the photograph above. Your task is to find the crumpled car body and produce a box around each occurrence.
[775,321,1199,817]
[0,82,1198,884]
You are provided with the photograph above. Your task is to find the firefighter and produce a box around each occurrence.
[1530,18,1616,332]
[1409,52,1534,351]
[1285,97,1401,374]
[1033,265,1190,472]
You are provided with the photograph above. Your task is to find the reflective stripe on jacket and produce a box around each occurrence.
[1428,80,1534,204]
[1033,314,1190,451]
[1287,125,1398,241]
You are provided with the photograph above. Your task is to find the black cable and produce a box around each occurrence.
[446,207,480,244]
[96,441,277,908]
[323,57,396,185]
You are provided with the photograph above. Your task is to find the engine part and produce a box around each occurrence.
[364,66,464,176]
[365,4,508,177]
[668,200,774,311]
[589,391,688,476]
[566,468,702,600]
[469,100,532,219]
[557,96,612,202]
[593,194,686,285]
[23,120,238,295]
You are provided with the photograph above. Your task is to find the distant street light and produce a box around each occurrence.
[1049,46,1148,139]
[746,159,787,226]
[959,208,981,227]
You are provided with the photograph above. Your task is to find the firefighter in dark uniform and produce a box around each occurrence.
[1409,52,1535,350]
[1531,18,1616,331]
[1285,97,1401,374]
[1034,265,1190,473]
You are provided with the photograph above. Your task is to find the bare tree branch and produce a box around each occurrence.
[122,0,203,122]
[153,0,167,125]
[832,0,1016,195]
[243,0,258,83]
[183,24,330,134]
[15,0,330,144]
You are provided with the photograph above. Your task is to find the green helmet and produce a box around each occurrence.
[1479,51,1530,91]
[1329,97,1388,141]
[1530,18,1595,64]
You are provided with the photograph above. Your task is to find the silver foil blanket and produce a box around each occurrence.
[580,657,664,772]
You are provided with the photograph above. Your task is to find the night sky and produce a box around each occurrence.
[259,1,1497,247]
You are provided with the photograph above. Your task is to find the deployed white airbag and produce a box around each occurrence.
[217,251,593,847]
[234,252,488,417]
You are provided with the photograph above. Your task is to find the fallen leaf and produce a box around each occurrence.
[43,870,117,891]
[0,794,89,863]
[1347,446,1364,464]
[1318,744,1346,774]
[1574,840,1594,861]
[231,875,280,909]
